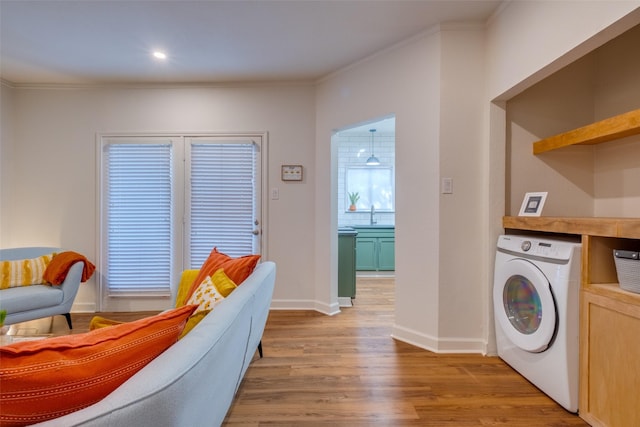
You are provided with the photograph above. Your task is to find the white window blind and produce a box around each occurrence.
[189,141,256,266]
[100,134,262,309]
[104,142,173,296]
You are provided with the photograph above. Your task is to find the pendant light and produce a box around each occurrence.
[366,128,380,166]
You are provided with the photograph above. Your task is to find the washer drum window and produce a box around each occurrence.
[503,274,542,335]
[493,258,557,353]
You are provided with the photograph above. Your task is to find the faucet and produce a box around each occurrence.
[370,205,377,225]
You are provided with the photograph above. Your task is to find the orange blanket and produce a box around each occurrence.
[43,251,96,285]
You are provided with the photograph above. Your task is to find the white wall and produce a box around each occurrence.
[1,84,317,311]
[486,1,640,101]
[506,56,597,217]
[316,29,442,330]
[437,26,487,349]
[0,83,15,245]
[316,25,489,352]
[506,22,640,218]
[593,24,640,216]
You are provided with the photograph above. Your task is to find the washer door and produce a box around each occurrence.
[494,258,557,353]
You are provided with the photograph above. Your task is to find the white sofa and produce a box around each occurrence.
[33,261,276,427]
[0,247,84,328]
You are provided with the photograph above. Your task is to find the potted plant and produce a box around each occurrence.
[0,309,7,335]
[348,192,360,211]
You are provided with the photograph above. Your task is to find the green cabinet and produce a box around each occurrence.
[353,227,395,271]
[378,237,395,270]
[354,237,377,270]
[338,228,358,298]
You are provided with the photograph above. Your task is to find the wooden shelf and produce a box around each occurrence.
[586,283,640,306]
[503,216,640,238]
[532,108,640,154]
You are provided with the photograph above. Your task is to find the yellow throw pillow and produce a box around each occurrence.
[89,315,125,331]
[179,271,235,339]
[175,269,200,307]
[0,253,56,289]
[186,275,225,314]
[89,310,203,340]
[176,268,237,339]
[179,310,210,339]
[211,268,237,297]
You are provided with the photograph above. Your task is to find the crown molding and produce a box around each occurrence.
[1,79,316,91]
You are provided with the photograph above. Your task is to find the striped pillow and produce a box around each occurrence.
[0,253,56,289]
[0,304,197,425]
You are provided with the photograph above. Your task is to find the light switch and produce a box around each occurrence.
[271,187,280,200]
[441,177,453,194]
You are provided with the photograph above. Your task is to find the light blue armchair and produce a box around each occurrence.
[0,247,84,328]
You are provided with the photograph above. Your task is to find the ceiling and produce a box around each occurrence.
[0,0,502,85]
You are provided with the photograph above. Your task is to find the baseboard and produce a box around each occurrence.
[391,323,487,354]
[270,299,341,316]
[71,302,96,313]
[270,298,315,310]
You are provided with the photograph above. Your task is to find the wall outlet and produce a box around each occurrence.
[271,187,279,200]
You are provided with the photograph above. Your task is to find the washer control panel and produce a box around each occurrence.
[498,235,580,261]
[532,241,559,258]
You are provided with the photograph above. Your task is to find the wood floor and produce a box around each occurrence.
[223,277,588,426]
[67,277,588,426]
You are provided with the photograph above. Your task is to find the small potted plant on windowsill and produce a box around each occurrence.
[0,309,8,335]
[348,192,360,211]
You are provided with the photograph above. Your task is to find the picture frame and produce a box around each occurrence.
[281,165,303,181]
[518,192,548,216]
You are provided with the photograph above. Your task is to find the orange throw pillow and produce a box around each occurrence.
[0,304,197,426]
[183,247,260,305]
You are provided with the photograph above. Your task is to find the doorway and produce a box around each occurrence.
[335,116,395,307]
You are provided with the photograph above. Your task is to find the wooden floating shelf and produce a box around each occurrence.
[503,216,640,238]
[533,108,640,154]
[585,283,640,306]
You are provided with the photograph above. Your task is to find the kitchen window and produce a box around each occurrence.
[346,166,394,211]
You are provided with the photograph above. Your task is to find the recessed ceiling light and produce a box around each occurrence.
[153,51,167,60]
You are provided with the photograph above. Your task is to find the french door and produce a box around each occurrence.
[99,133,264,311]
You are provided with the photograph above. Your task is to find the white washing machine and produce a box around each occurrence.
[493,234,581,413]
